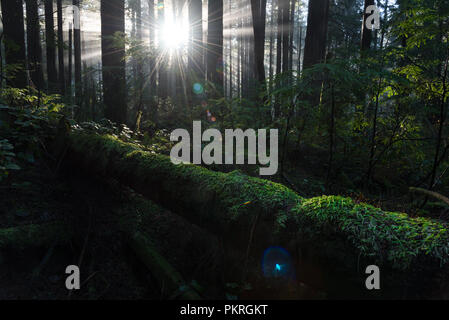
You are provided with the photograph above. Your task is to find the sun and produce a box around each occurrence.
[162,21,189,49]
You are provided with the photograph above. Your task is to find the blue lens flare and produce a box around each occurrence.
[262,247,295,280]
[193,83,204,95]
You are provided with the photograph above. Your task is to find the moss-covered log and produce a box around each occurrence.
[0,222,71,250]
[65,132,449,294]
[66,132,300,244]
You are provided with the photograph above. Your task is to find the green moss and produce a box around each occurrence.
[0,223,71,250]
[293,196,449,271]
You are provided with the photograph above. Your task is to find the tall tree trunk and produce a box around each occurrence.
[158,0,167,99]
[428,55,448,191]
[274,0,284,118]
[44,0,58,90]
[101,0,127,123]
[238,5,242,99]
[188,0,204,80]
[281,0,289,73]
[148,0,155,92]
[288,0,295,71]
[57,0,66,95]
[0,0,27,88]
[297,24,302,74]
[73,0,82,104]
[134,0,144,126]
[228,0,233,98]
[207,0,223,94]
[250,0,267,84]
[68,24,73,98]
[25,0,44,89]
[361,0,374,51]
[269,0,275,91]
[276,0,282,75]
[136,0,142,42]
[303,0,330,69]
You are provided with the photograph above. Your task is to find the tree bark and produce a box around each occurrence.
[0,0,27,88]
[303,0,330,69]
[57,0,66,95]
[25,0,45,90]
[44,0,58,90]
[281,0,289,73]
[68,24,73,97]
[207,0,223,94]
[101,0,127,123]
[269,1,275,92]
[158,0,167,99]
[361,0,374,51]
[148,0,155,92]
[250,0,267,84]
[276,0,282,75]
[188,0,204,79]
[73,0,82,104]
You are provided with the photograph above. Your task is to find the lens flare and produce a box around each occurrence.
[262,247,295,280]
[193,83,204,95]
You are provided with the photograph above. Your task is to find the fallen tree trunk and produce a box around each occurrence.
[127,231,202,300]
[65,132,449,296]
[66,132,300,249]
[115,193,224,297]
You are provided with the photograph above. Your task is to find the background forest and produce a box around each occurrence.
[2,0,449,215]
[0,0,449,300]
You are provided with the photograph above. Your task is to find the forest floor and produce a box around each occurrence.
[0,163,155,299]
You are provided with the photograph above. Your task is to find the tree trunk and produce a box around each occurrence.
[0,0,27,88]
[250,0,267,85]
[44,0,58,90]
[25,0,45,89]
[303,0,330,69]
[134,0,144,126]
[57,0,66,95]
[297,24,302,74]
[188,0,204,80]
[361,0,374,51]
[207,0,223,94]
[288,0,295,71]
[73,0,82,104]
[228,0,233,98]
[281,0,289,74]
[276,0,282,75]
[158,0,167,99]
[269,0,275,92]
[101,0,127,123]
[148,0,155,88]
[68,24,73,98]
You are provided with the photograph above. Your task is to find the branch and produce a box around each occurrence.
[409,187,449,206]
